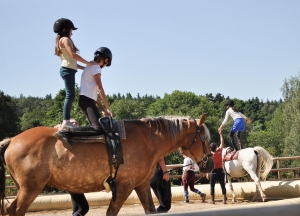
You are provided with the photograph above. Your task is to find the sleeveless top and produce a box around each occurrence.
[59,37,77,71]
[212,147,223,169]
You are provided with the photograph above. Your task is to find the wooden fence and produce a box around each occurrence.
[165,156,300,180]
[5,156,300,191]
[272,156,300,180]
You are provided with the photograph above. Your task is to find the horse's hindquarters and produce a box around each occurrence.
[224,160,247,177]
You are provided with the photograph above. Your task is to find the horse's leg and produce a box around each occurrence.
[6,184,45,216]
[134,182,156,214]
[227,175,237,203]
[252,184,259,202]
[106,183,135,216]
[244,168,267,202]
[254,180,267,202]
[5,169,50,216]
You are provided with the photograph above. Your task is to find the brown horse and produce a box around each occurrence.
[0,115,213,216]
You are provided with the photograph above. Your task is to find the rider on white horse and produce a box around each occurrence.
[218,99,251,151]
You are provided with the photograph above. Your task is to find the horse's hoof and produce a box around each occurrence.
[263,198,268,202]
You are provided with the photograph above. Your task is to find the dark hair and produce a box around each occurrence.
[210,142,218,152]
[232,107,238,112]
[54,28,79,56]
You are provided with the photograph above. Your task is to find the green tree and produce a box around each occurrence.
[164,91,200,115]
[0,91,20,139]
[110,98,146,120]
[44,85,87,127]
[280,73,300,159]
[146,98,168,116]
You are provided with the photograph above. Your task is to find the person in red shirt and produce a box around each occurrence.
[206,130,227,204]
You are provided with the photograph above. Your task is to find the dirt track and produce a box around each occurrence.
[26,199,264,215]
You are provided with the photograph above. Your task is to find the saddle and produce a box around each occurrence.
[223,149,239,161]
[70,120,126,143]
[71,116,125,202]
[98,116,125,168]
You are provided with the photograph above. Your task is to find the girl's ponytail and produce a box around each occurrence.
[232,107,239,112]
[54,34,61,56]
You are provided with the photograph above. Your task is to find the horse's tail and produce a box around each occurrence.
[254,146,274,180]
[0,138,10,215]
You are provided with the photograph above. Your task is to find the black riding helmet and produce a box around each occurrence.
[94,47,112,66]
[225,99,234,107]
[53,18,77,33]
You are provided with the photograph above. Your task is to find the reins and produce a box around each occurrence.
[182,119,212,170]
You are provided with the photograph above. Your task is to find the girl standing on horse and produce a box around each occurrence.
[218,99,251,151]
[54,18,96,129]
[55,47,113,149]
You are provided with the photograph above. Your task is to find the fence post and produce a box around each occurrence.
[277,159,281,180]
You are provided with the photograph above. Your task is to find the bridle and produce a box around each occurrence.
[182,119,212,169]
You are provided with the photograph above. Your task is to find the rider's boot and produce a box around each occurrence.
[229,136,238,151]
[238,139,242,149]
[209,195,215,204]
[223,195,227,204]
[55,126,103,150]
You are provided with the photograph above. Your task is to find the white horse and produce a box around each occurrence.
[222,146,274,202]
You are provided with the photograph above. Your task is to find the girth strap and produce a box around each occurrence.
[99,116,124,202]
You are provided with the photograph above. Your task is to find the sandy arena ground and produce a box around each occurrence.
[26,199,265,215]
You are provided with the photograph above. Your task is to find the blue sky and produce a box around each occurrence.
[1,1,299,102]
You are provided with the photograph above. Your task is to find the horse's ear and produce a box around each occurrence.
[198,113,207,126]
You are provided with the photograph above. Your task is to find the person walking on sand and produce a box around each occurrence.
[150,158,172,213]
[182,154,206,203]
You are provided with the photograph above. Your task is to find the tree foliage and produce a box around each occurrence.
[0,81,289,166]
[0,91,20,139]
[280,73,300,163]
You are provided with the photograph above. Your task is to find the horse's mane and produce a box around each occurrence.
[141,116,192,141]
[140,116,210,145]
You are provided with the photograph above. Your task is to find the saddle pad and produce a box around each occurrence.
[224,150,239,161]
[70,120,126,143]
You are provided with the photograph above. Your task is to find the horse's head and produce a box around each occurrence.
[181,114,214,173]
